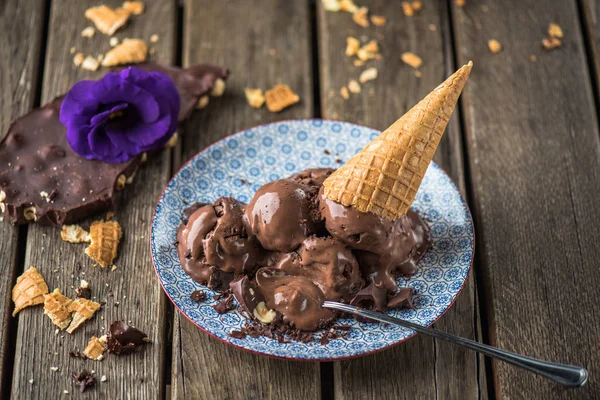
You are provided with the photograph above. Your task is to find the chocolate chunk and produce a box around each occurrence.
[229,330,246,339]
[350,283,388,312]
[0,63,229,226]
[229,276,265,317]
[72,370,95,393]
[190,290,206,302]
[75,287,92,300]
[213,293,235,314]
[207,267,234,292]
[387,287,414,309]
[106,321,149,355]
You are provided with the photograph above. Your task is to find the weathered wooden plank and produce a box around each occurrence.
[0,0,46,395]
[171,1,321,399]
[452,0,600,398]
[581,0,600,96]
[318,1,484,399]
[11,0,175,398]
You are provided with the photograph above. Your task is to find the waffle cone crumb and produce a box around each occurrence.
[101,38,148,67]
[67,298,101,334]
[323,62,472,220]
[61,225,91,243]
[265,84,300,112]
[84,336,107,360]
[12,267,49,316]
[85,220,123,268]
[44,289,74,330]
[84,5,131,36]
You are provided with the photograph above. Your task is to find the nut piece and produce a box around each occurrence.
[548,23,563,38]
[122,1,145,15]
[370,15,386,26]
[265,84,300,112]
[81,56,100,71]
[339,0,358,13]
[542,36,561,50]
[359,67,378,83]
[402,2,414,16]
[73,53,85,67]
[85,220,123,268]
[348,80,361,94]
[253,301,276,324]
[488,39,502,53]
[84,5,131,36]
[43,289,74,330]
[345,37,360,57]
[115,174,127,191]
[357,40,379,61]
[196,95,210,109]
[340,86,350,99]
[401,52,422,69]
[150,34,159,43]
[102,38,148,67]
[210,78,226,97]
[164,133,179,148]
[352,7,369,28]
[81,26,96,38]
[245,88,265,108]
[84,336,107,360]
[24,206,37,221]
[12,267,49,316]
[66,298,101,334]
[109,37,119,47]
[321,0,341,12]
[61,225,92,243]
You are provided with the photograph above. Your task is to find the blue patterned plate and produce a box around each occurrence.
[151,120,474,361]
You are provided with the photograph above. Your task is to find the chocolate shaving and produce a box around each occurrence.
[73,370,95,393]
[213,293,235,314]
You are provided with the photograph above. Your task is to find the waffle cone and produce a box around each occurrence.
[323,62,472,220]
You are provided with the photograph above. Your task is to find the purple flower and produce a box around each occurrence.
[59,67,180,163]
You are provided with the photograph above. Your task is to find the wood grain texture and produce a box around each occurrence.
[318,1,484,399]
[0,0,46,394]
[171,1,320,399]
[10,0,175,398]
[581,0,600,97]
[451,0,600,398]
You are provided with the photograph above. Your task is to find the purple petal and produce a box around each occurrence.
[90,103,129,126]
[92,80,160,124]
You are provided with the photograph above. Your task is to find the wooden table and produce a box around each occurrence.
[1,0,599,398]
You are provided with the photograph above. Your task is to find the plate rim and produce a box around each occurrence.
[151,118,475,362]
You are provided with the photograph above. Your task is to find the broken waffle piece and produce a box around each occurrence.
[352,7,369,28]
[67,298,101,334]
[359,67,378,83]
[85,220,123,268]
[84,5,131,36]
[488,39,502,53]
[346,37,360,57]
[44,289,74,330]
[83,335,107,360]
[61,224,91,243]
[548,23,563,38]
[322,0,341,12]
[339,0,359,13]
[265,84,300,112]
[122,1,144,15]
[245,88,265,108]
[401,52,422,69]
[370,15,386,26]
[12,267,49,316]
[101,38,148,67]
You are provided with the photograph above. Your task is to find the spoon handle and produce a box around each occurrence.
[322,301,588,388]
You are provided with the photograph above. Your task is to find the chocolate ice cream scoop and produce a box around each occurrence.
[229,275,265,318]
[289,168,335,187]
[320,189,430,291]
[255,267,334,331]
[177,197,264,284]
[275,236,363,301]
[247,179,322,252]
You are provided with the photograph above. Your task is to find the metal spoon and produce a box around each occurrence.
[322,301,588,388]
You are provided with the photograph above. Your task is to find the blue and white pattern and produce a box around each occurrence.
[152,120,474,361]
